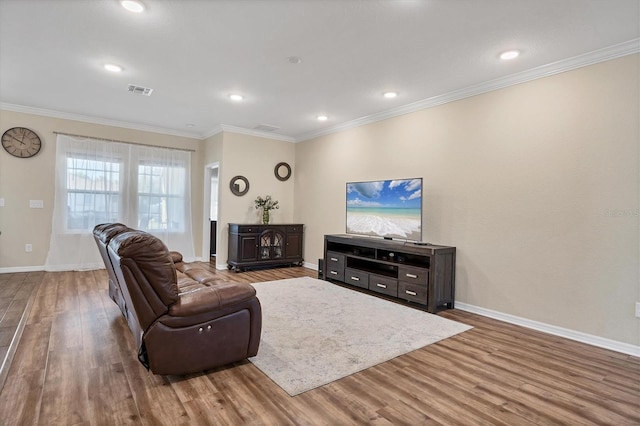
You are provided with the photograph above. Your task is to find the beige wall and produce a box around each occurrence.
[295,54,639,346]
[0,110,203,269]
[1,54,637,348]
[214,132,296,269]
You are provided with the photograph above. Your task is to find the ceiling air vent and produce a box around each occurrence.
[127,84,154,96]
[253,124,280,132]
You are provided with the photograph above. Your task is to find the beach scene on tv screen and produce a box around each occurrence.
[346,178,422,241]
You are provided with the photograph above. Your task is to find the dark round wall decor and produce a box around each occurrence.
[274,162,292,181]
[230,175,250,196]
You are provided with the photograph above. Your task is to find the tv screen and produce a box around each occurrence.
[346,178,422,241]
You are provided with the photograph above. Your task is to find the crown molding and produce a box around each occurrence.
[0,102,202,139]
[212,124,296,142]
[201,125,224,140]
[295,38,640,142]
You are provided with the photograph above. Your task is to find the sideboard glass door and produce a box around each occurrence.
[259,230,285,260]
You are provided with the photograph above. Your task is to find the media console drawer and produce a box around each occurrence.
[326,251,345,268]
[398,265,428,286]
[344,268,369,289]
[368,274,398,297]
[326,251,346,281]
[326,268,345,281]
[398,282,428,304]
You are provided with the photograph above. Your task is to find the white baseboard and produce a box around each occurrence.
[0,265,45,274]
[455,302,640,357]
[303,261,318,271]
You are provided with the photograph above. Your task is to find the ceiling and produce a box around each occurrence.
[1,0,639,142]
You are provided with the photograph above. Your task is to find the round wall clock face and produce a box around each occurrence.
[2,127,42,158]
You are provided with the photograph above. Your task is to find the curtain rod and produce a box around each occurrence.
[53,131,196,152]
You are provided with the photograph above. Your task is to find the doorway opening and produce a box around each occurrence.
[203,163,219,265]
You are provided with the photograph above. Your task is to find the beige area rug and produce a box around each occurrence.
[248,277,472,396]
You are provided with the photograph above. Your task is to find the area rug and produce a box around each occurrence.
[248,277,472,396]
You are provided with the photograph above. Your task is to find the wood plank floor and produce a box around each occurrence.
[0,264,638,425]
[0,271,41,393]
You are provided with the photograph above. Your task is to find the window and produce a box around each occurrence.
[66,155,121,231]
[137,161,187,231]
[63,155,188,233]
[47,134,195,271]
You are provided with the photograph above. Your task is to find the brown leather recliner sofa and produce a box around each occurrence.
[92,223,262,375]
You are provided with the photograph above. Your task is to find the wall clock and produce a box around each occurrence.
[2,127,42,158]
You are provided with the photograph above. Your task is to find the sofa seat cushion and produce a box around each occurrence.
[183,268,220,284]
[169,281,256,317]
[176,279,205,294]
[175,261,201,274]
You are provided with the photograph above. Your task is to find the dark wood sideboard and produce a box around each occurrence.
[228,224,304,272]
[323,234,456,313]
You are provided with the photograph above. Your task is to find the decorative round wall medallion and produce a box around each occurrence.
[2,127,42,158]
[274,162,291,181]
[230,175,250,196]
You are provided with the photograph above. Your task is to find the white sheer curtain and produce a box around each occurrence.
[45,134,195,271]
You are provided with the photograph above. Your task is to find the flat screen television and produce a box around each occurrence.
[346,178,422,242]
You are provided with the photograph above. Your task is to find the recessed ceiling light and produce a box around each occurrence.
[383,91,398,98]
[121,0,145,13]
[229,94,243,101]
[104,63,123,72]
[499,50,520,60]
[287,56,302,64]
[317,115,328,121]
[186,123,196,128]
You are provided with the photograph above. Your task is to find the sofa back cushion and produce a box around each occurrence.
[93,223,131,244]
[109,230,179,308]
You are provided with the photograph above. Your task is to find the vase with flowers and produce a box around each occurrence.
[254,195,279,224]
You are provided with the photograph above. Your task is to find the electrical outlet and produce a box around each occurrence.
[25,244,32,252]
[636,302,640,319]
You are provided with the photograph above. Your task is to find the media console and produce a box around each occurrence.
[323,234,456,313]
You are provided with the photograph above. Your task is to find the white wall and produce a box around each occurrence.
[294,54,639,346]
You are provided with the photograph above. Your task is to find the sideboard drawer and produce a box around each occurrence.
[237,225,259,233]
[368,274,398,297]
[344,268,368,289]
[286,225,303,233]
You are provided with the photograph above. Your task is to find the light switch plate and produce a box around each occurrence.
[0,198,4,207]
[29,200,44,208]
